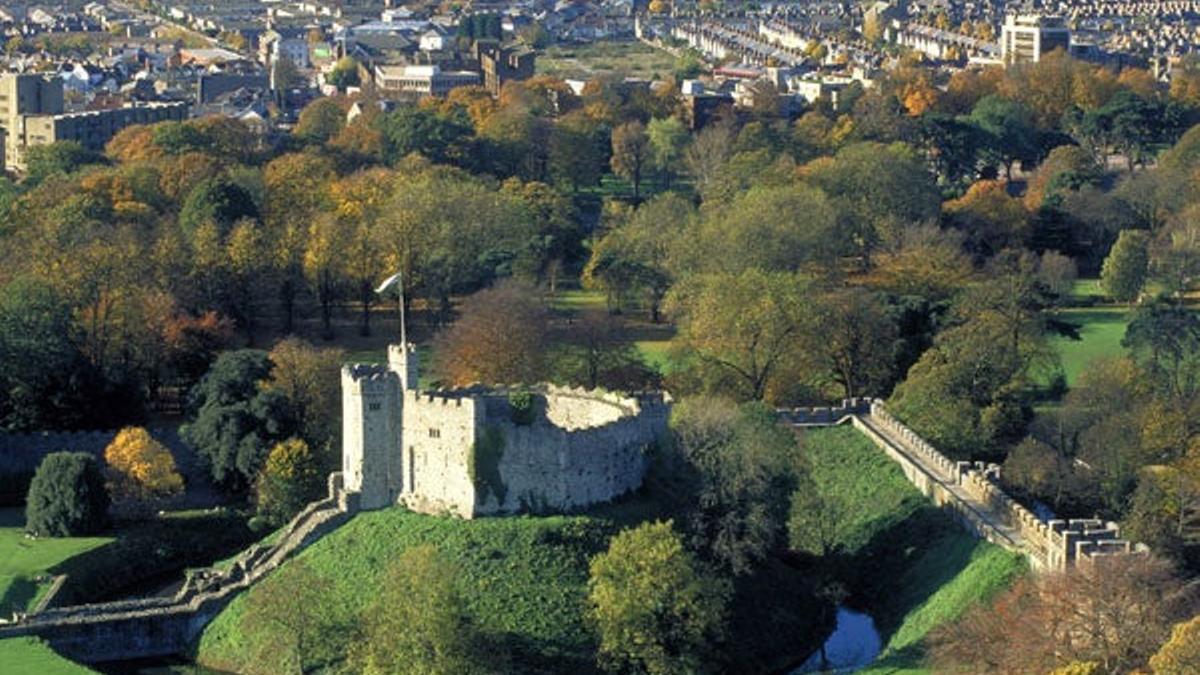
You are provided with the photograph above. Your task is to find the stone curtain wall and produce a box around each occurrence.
[475,389,669,516]
[0,473,356,662]
[786,399,1146,572]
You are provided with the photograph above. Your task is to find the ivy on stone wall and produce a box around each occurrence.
[468,425,507,505]
[508,391,535,426]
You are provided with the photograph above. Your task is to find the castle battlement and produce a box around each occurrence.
[343,344,671,519]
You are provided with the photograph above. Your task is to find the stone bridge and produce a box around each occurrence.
[0,474,359,663]
[781,399,1147,572]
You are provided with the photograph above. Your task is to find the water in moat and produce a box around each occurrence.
[792,606,883,674]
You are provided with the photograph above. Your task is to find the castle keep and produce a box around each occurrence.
[341,343,671,517]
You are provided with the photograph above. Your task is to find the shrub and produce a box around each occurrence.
[25,452,110,537]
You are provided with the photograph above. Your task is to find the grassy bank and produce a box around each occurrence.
[197,495,826,674]
[801,427,1027,673]
[0,508,112,616]
[0,637,94,674]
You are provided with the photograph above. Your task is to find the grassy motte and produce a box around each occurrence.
[0,637,94,674]
[801,427,1027,674]
[198,497,826,674]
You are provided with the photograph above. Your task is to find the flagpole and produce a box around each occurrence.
[397,272,406,347]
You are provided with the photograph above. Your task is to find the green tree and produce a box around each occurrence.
[611,120,650,201]
[0,279,111,431]
[587,520,730,675]
[23,141,103,186]
[25,452,109,536]
[181,350,301,493]
[647,116,689,188]
[294,97,346,143]
[241,559,340,673]
[585,192,694,321]
[968,95,1038,179]
[1101,229,1150,303]
[804,141,940,265]
[376,106,474,166]
[351,545,499,675]
[326,57,360,90]
[663,398,799,573]
[178,176,259,238]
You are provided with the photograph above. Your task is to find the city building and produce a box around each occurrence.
[475,42,535,96]
[0,74,188,172]
[373,64,481,98]
[1001,14,1071,65]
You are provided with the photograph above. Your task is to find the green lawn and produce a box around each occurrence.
[802,427,1027,674]
[549,289,608,311]
[0,508,112,616]
[1049,307,1131,387]
[0,638,94,674]
[536,41,680,80]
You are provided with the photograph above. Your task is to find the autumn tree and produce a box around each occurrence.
[930,555,1191,674]
[433,281,549,387]
[587,520,730,675]
[811,288,898,398]
[666,270,814,403]
[1150,616,1200,674]
[611,120,650,201]
[265,338,344,452]
[555,312,650,391]
[104,427,184,501]
[255,438,323,526]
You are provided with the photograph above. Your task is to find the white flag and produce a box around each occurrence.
[375,272,402,295]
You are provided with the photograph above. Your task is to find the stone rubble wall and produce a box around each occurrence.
[0,473,357,663]
[787,399,1147,572]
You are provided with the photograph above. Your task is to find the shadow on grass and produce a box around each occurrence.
[847,506,979,637]
[0,575,39,615]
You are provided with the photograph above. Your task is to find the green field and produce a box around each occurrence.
[0,508,112,616]
[802,427,1027,673]
[536,41,679,81]
[0,638,94,675]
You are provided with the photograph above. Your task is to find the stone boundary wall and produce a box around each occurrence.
[0,473,357,663]
[787,399,1147,572]
[779,398,873,426]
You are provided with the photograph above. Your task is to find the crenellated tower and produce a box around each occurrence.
[341,364,402,509]
[387,342,420,392]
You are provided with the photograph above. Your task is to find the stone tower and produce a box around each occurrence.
[341,364,402,509]
[387,342,420,392]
